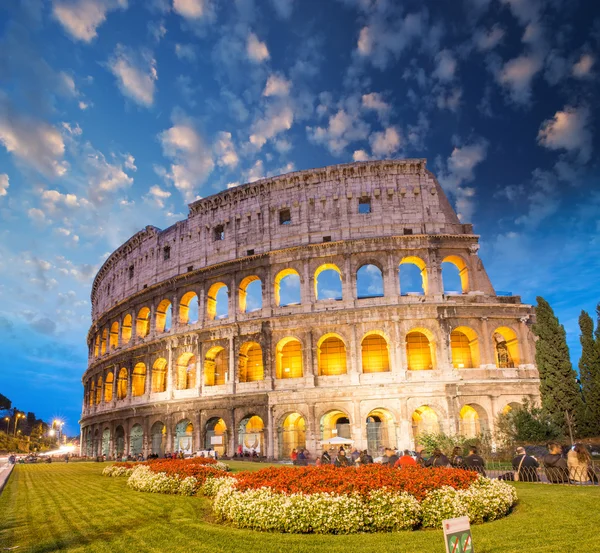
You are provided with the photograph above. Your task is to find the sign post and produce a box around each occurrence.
[443,516,473,553]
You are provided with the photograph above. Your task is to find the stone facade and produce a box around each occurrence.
[80,159,540,460]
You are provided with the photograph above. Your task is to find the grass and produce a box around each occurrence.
[0,463,599,553]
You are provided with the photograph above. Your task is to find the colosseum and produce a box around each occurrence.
[80,159,540,460]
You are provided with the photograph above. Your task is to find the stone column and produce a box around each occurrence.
[342,255,353,306]
[479,317,494,367]
[301,259,312,311]
[166,340,174,398]
[386,252,401,299]
[229,274,236,322]
[171,292,179,332]
[267,405,275,460]
[227,335,236,394]
[349,324,360,385]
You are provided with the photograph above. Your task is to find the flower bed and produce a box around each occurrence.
[102,457,229,478]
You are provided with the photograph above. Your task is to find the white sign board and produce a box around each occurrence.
[210,436,223,445]
[443,516,473,553]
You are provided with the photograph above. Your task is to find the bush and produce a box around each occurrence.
[496,400,563,446]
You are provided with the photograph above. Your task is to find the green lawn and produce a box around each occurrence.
[0,463,599,553]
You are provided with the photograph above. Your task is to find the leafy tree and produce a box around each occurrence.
[496,400,562,445]
[0,393,10,410]
[578,309,600,436]
[532,297,585,438]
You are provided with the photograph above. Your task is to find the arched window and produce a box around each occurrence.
[239,342,264,382]
[442,255,469,294]
[132,363,146,396]
[174,419,193,454]
[399,256,428,295]
[94,334,100,357]
[314,264,342,300]
[493,327,520,368]
[320,410,351,441]
[280,413,306,458]
[356,264,384,299]
[151,422,167,456]
[207,283,229,320]
[104,371,114,403]
[366,409,395,454]
[274,268,301,306]
[136,307,150,337]
[122,314,132,344]
[204,346,227,386]
[276,337,303,379]
[412,406,440,437]
[205,418,227,456]
[238,415,265,454]
[459,404,488,437]
[155,299,172,333]
[406,330,434,370]
[176,353,196,390]
[88,381,95,406]
[451,327,480,369]
[361,333,390,373]
[95,376,103,405]
[117,368,128,400]
[100,328,108,355]
[109,322,119,349]
[239,276,262,313]
[152,358,167,393]
[179,291,199,324]
[130,424,143,456]
[317,334,347,376]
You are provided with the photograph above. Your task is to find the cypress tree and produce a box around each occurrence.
[579,310,600,436]
[532,297,584,438]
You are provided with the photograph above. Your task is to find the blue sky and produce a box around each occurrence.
[0,0,599,434]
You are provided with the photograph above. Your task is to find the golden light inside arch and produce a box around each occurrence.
[132,362,146,397]
[151,358,167,393]
[493,326,520,367]
[399,256,428,294]
[238,275,261,313]
[412,405,440,435]
[176,352,196,390]
[238,341,264,382]
[179,291,198,324]
[273,268,300,307]
[121,314,132,344]
[442,255,469,293]
[406,328,435,371]
[155,299,172,333]
[276,337,303,379]
[206,282,228,320]
[314,263,342,300]
[317,333,347,376]
[361,331,390,373]
[451,326,480,368]
[136,307,150,338]
[204,346,226,386]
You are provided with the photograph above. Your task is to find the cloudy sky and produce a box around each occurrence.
[0,0,599,434]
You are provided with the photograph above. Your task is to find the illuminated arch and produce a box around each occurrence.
[130,424,143,456]
[122,314,132,344]
[117,367,128,400]
[356,263,384,299]
[136,307,150,338]
[151,358,167,393]
[100,328,108,355]
[88,381,95,407]
[317,333,347,376]
[314,263,342,300]
[205,417,227,456]
[95,376,103,405]
[406,328,435,370]
[239,276,262,313]
[174,419,193,454]
[366,408,396,454]
[94,334,100,357]
[115,426,125,457]
[274,268,301,307]
[280,413,306,458]
[104,371,114,403]
[155,299,172,333]
[412,405,440,437]
[320,409,351,441]
[442,255,469,294]
[238,415,264,454]
[176,353,196,390]
[207,282,229,320]
[151,421,166,456]
[399,256,428,295]
[501,402,522,415]
[179,291,199,324]
[132,362,146,397]
[361,331,390,373]
[109,321,119,349]
[451,326,480,368]
[204,346,227,386]
[493,326,520,368]
[238,342,264,382]
[275,337,303,379]
[459,404,488,437]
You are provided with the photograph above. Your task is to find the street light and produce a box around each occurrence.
[14,413,25,437]
[4,417,9,434]
[52,419,65,445]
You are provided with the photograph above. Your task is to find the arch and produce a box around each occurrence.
[399,256,428,295]
[459,404,489,437]
[176,353,196,390]
[451,326,480,368]
[104,371,114,403]
[238,342,264,382]
[205,417,227,457]
[102,428,110,456]
[314,263,342,301]
[321,409,351,441]
[279,413,306,459]
[136,307,150,338]
[94,334,100,357]
[155,299,172,333]
[122,314,132,344]
[151,421,166,456]
[174,419,193,454]
[442,255,469,294]
[204,346,226,386]
[238,415,264,455]
[275,337,303,379]
[501,402,522,415]
[412,405,440,438]
[117,367,128,400]
[207,282,229,320]
[179,291,199,325]
[95,376,103,405]
[151,358,167,393]
[100,328,108,355]
[317,333,347,376]
[130,424,143,456]
[89,380,95,406]
[274,268,301,307]
[109,322,119,349]
[493,326,520,367]
[366,408,396,455]
[132,363,146,397]
[356,264,384,299]
[361,331,390,373]
[115,425,125,458]
[406,328,435,370]
[239,276,263,313]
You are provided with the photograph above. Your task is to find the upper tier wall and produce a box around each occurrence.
[91,159,468,320]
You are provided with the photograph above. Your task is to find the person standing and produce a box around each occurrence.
[450,446,464,468]
[334,449,353,467]
[394,450,417,468]
[321,449,331,465]
[542,442,569,483]
[291,448,298,465]
[425,448,450,467]
[381,448,399,466]
[512,447,540,482]
[464,446,486,476]
[567,444,592,483]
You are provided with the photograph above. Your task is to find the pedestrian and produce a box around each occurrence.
[321,449,331,465]
[359,449,373,465]
[291,448,298,465]
[350,448,360,463]
[394,449,417,468]
[512,446,539,482]
[567,444,592,483]
[297,449,307,466]
[425,448,450,467]
[334,449,353,467]
[381,447,399,466]
[450,446,464,468]
[464,446,486,476]
[542,442,569,483]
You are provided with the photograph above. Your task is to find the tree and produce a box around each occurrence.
[532,297,584,438]
[496,400,562,445]
[578,309,600,436]
[0,393,10,411]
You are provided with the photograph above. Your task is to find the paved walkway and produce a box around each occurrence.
[0,462,14,494]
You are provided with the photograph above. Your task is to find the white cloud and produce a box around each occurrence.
[353,149,370,161]
[432,49,457,82]
[474,25,505,51]
[249,103,294,149]
[158,118,214,202]
[496,53,543,105]
[246,160,264,183]
[306,108,370,155]
[41,189,91,214]
[143,184,171,208]
[0,174,8,197]
[82,143,135,203]
[537,106,592,163]
[175,43,196,62]
[52,0,128,42]
[108,45,157,107]
[214,131,239,168]
[361,92,390,119]
[172,0,210,19]
[62,122,82,136]
[247,33,270,63]
[436,87,462,112]
[500,0,540,26]
[78,101,91,110]
[369,127,401,157]
[515,169,560,228]
[263,74,291,97]
[28,208,47,223]
[270,0,293,19]
[572,54,594,78]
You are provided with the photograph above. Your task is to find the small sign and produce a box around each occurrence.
[210,436,223,445]
[443,516,473,553]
